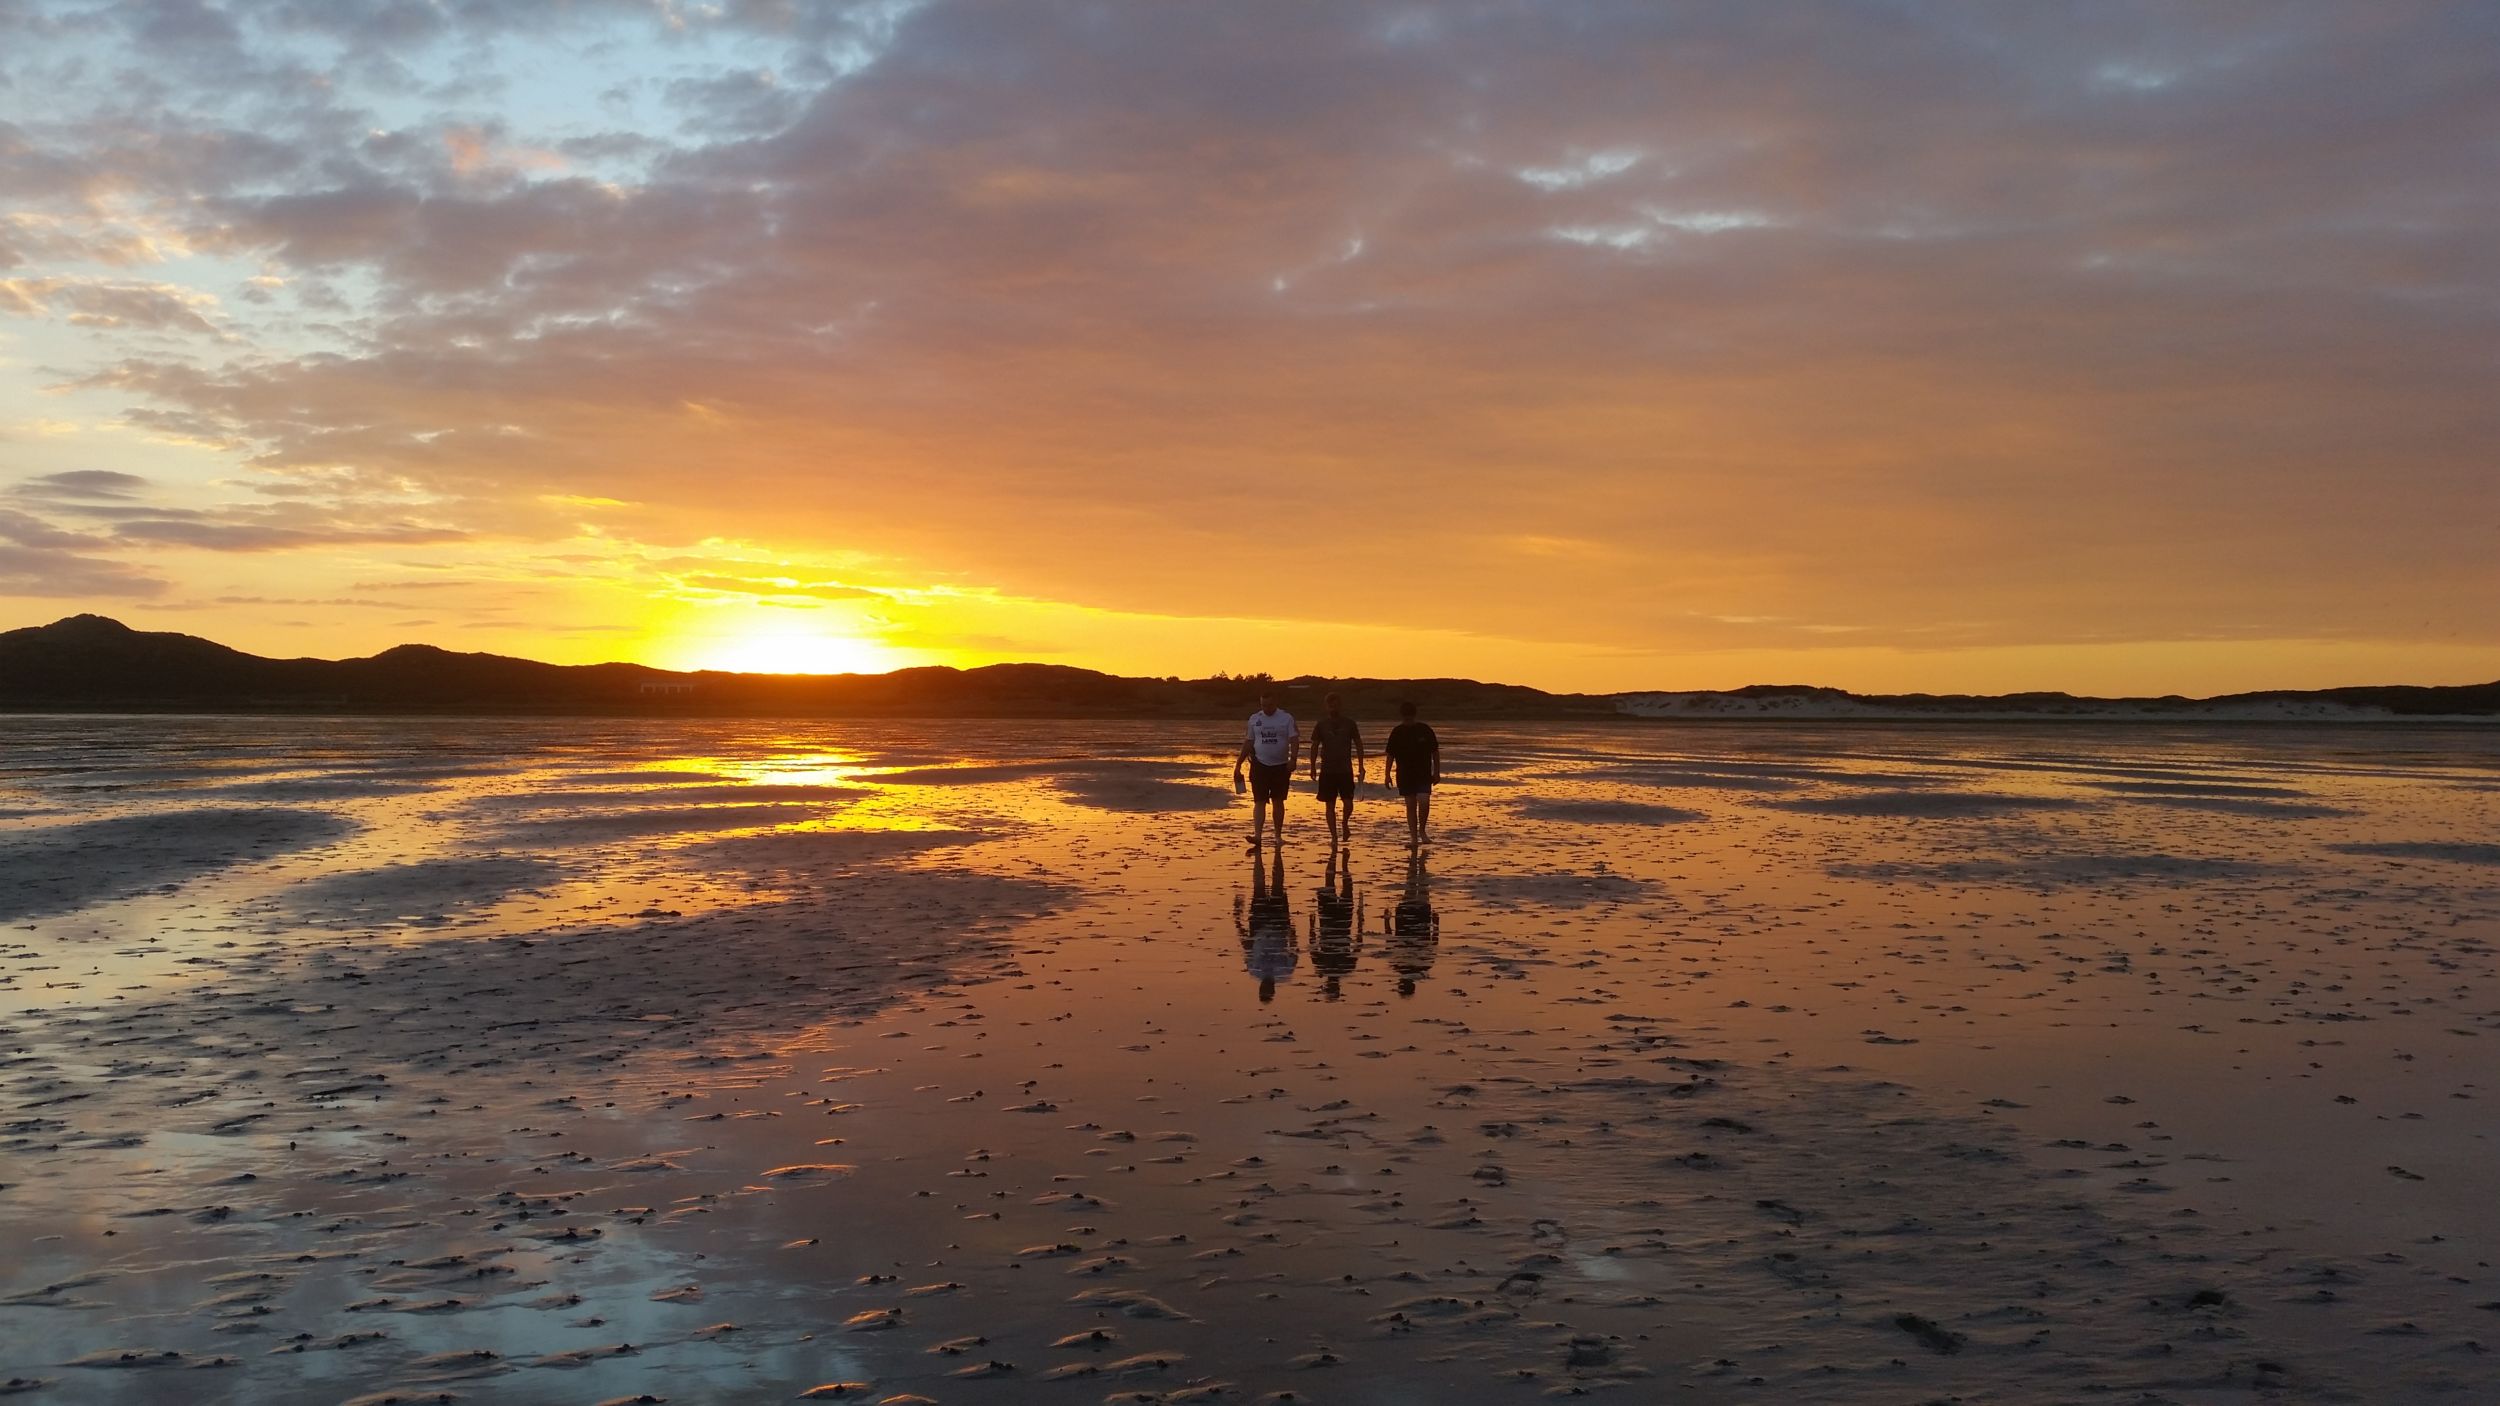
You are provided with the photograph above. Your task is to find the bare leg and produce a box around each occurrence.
[1417,791,1432,845]
[1267,795,1285,843]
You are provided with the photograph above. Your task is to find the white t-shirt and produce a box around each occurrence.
[1245,709,1298,767]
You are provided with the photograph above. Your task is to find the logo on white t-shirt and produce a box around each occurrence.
[1246,709,1297,766]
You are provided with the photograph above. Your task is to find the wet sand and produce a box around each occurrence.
[1,716,2495,1403]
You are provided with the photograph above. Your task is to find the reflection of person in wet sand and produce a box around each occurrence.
[1235,847,1298,1003]
[1308,846,1361,1001]
[1384,851,1439,997]
[1383,700,1441,849]
[1231,687,1300,852]
[1307,691,1366,846]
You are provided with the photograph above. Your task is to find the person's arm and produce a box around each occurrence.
[1355,725,1367,782]
[1429,731,1441,784]
[1305,727,1319,781]
[1288,728,1301,772]
[1233,728,1251,783]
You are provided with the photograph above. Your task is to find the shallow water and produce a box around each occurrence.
[1,716,2495,1403]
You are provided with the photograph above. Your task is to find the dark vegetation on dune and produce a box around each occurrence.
[4,614,2497,718]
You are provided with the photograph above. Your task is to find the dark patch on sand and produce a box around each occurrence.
[692,827,994,876]
[274,856,563,926]
[2084,779,2312,798]
[2129,795,2353,820]
[1451,870,1657,907]
[1052,763,1233,813]
[2327,841,2500,867]
[1513,798,1705,826]
[206,775,447,802]
[1573,764,1804,792]
[1829,852,2285,887]
[1768,790,2082,819]
[0,807,356,921]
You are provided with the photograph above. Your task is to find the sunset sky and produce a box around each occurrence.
[2,2,2493,694]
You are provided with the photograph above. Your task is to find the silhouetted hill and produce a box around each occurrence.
[0,616,1608,718]
[1,616,2493,719]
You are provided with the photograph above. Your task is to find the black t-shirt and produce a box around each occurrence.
[1385,721,1438,786]
[1312,715,1361,771]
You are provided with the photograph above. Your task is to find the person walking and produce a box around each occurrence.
[1232,686,1300,850]
[1307,691,1366,845]
[1382,700,1439,848]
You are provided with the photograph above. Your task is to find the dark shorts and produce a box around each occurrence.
[1396,774,1433,797]
[1316,765,1356,803]
[1249,760,1293,802]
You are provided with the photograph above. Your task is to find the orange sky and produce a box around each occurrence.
[2,4,2494,694]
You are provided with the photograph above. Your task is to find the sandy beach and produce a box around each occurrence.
[2,715,2494,1404]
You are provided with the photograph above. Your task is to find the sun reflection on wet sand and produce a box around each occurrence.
[0,717,2495,1401]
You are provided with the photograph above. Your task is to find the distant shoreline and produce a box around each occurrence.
[6,615,2496,721]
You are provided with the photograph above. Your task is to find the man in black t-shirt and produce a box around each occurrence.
[1306,691,1366,845]
[1382,700,1440,849]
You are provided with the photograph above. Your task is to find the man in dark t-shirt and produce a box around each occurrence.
[1306,691,1366,845]
[1382,700,1440,849]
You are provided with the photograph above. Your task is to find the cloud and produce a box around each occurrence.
[109,513,469,551]
[0,275,222,333]
[12,471,474,552]
[13,469,150,500]
[0,506,110,551]
[678,573,886,602]
[0,543,169,597]
[0,508,168,597]
[210,594,423,608]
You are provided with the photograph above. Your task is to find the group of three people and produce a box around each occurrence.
[1230,688,1440,849]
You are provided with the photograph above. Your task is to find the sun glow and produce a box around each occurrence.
[694,627,904,676]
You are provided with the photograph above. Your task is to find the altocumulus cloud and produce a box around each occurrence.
[0,508,166,596]
[0,1,2494,665]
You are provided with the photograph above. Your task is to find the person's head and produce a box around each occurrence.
[1257,688,1277,714]
[1323,691,1343,717]
[1398,700,1418,720]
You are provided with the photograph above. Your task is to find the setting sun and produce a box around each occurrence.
[691,628,906,677]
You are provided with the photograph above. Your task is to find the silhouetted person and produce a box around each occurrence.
[1307,691,1366,846]
[1308,846,1361,1001]
[1235,846,1297,1003]
[1385,851,1439,997]
[1231,686,1299,851]
[1383,700,1440,848]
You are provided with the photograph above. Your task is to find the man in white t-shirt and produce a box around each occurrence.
[1231,687,1299,850]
